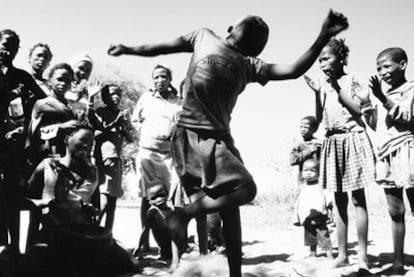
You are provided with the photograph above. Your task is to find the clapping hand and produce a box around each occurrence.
[321,9,349,38]
[369,75,387,104]
[304,75,321,94]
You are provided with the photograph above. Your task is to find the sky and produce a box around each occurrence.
[2,0,414,172]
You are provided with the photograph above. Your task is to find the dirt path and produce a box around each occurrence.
[109,202,414,277]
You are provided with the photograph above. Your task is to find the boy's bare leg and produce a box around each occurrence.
[195,215,208,255]
[140,197,150,251]
[104,196,117,233]
[166,181,256,276]
[351,189,369,270]
[382,188,406,274]
[333,192,350,267]
[220,208,242,277]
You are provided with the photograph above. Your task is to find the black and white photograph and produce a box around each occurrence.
[1,0,414,276]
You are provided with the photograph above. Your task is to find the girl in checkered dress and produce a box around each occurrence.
[304,38,376,274]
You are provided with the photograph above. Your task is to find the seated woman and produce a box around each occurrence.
[26,123,141,276]
[27,123,97,227]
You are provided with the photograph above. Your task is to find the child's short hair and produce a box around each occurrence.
[326,38,349,66]
[377,47,408,63]
[65,121,94,140]
[0,29,20,48]
[301,115,319,131]
[153,64,172,80]
[29,43,53,60]
[47,63,74,81]
[231,16,269,57]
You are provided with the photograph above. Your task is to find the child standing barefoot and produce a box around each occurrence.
[109,10,348,276]
[369,47,414,276]
[296,159,333,258]
[305,38,376,274]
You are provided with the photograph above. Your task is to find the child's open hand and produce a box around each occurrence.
[304,75,321,94]
[108,44,126,56]
[321,9,349,38]
[369,75,387,103]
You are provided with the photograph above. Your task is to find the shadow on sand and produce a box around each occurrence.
[242,253,291,265]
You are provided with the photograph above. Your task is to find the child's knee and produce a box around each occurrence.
[243,181,256,203]
[389,205,405,222]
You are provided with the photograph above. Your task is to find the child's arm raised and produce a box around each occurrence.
[267,10,348,80]
[108,37,192,57]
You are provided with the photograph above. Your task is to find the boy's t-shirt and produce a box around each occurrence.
[177,28,272,131]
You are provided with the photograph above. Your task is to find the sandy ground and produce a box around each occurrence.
[18,191,414,277]
[103,202,414,276]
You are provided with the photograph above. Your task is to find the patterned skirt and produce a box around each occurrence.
[376,139,414,188]
[320,131,376,192]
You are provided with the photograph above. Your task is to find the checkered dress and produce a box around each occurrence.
[320,131,376,192]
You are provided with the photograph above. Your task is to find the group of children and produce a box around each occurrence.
[291,37,414,276]
[0,28,141,276]
[1,6,412,277]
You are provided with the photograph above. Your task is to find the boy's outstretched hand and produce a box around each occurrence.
[108,44,126,56]
[321,9,349,38]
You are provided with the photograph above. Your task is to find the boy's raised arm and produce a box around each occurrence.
[108,37,192,57]
[267,10,348,80]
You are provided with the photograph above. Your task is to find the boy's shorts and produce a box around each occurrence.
[171,126,253,199]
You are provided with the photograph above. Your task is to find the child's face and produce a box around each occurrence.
[302,160,319,182]
[108,86,121,107]
[152,68,171,93]
[319,46,342,77]
[147,184,167,207]
[49,68,73,96]
[300,119,315,140]
[73,61,92,82]
[67,128,94,161]
[376,54,406,87]
[29,46,51,73]
[0,33,19,66]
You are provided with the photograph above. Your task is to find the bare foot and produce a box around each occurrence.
[166,208,189,254]
[357,268,373,277]
[332,257,350,268]
[380,265,406,276]
[359,256,370,271]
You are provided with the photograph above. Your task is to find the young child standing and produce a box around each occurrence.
[290,115,322,183]
[369,47,414,276]
[296,159,332,258]
[88,84,134,233]
[304,38,376,273]
[108,10,348,276]
[134,181,180,271]
[290,116,324,225]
